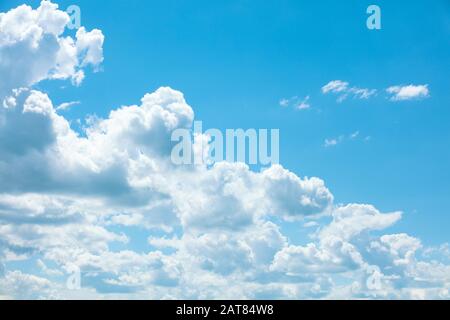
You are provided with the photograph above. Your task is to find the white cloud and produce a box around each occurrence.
[271,236,364,275]
[296,96,311,110]
[369,233,421,266]
[324,137,342,147]
[324,131,369,148]
[0,271,53,299]
[0,1,448,300]
[323,81,430,103]
[322,80,349,94]
[0,84,336,298]
[0,1,104,98]
[76,27,104,68]
[303,221,319,228]
[271,204,401,277]
[55,100,80,111]
[0,82,448,298]
[318,204,402,241]
[279,98,290,107]
[322,80,376,102]
[262,165,333,219]
[386,84,430,101]
[279,95,311,110]
[350,131,360,139]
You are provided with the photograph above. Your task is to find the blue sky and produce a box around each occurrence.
[0,0,449,299]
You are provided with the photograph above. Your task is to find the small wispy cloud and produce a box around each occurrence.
[322,80,377,102]
[56,101,80,111]
[279,95,311,110]
[279,98,290,107]
[303,221,319,228]
[322,80,349,94]
[350,131,360,139]
[349,87,377,99]
[386,84,430,101]
[324,131,369,148]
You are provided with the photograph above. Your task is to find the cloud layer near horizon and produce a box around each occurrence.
[0,1,448,300]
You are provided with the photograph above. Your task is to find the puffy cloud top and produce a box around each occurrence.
[0,1,104,98]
